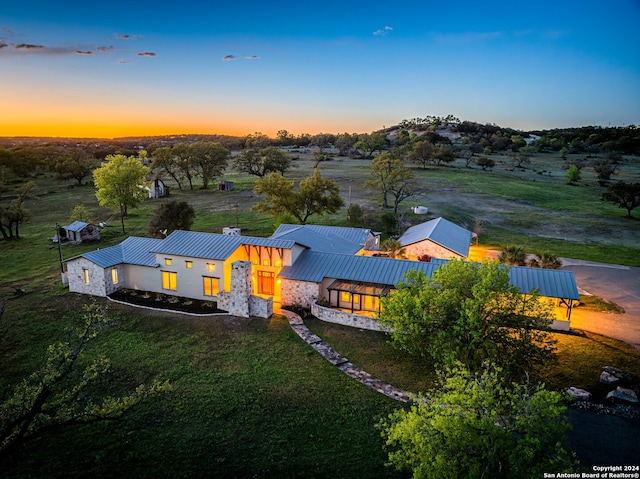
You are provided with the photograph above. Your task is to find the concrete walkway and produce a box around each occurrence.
[276,308,412,403]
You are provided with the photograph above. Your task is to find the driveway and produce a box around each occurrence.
[562,259,640,350]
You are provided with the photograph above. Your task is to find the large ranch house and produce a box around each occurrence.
[63,217,579,331]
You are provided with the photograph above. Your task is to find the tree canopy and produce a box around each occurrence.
[252,169,344,224]
[147,200,196,237]
[365,152,415,213]
[378,260,556,379]
[93,154,149,232]
[233,146,291,177]
[379,363,576,479]
[602,181,640,218]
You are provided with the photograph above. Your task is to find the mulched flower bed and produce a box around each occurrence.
[109,289,226,314]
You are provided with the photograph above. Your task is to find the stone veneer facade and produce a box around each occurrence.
[66,257,122,297]
[403,240,463,261]
[310,301,389,332]
[217,260,272,319]
[279,279,320,308]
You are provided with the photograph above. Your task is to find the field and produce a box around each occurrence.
[1,149,640,476]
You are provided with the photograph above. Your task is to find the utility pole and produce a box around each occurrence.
[55,223,64,273]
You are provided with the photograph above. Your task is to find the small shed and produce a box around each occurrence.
[63,221,101,244]
[147,178,169,199]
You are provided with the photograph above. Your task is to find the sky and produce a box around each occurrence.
[1,1,639,138]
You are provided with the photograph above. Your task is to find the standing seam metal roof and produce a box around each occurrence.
[399,217,472,257]
[151,230,298,260]
[78,237,162,268]
[279,251,579,300]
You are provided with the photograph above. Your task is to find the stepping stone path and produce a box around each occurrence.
[277,308,412,403]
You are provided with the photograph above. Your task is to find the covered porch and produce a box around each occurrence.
[326,279,392,315]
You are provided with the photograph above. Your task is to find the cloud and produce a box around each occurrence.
[432,31,502,44]
[114,32,141,40]
[116,59,130,64]
[373,25,393,36]
[222,54,260,61]
[96,45,114,53]
[15,43,45,50]
[137,51,156,57]
[2,25,15,34]
[0,43,8,50]
[74,50,93,55]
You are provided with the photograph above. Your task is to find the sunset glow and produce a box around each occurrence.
[1,1,639,138]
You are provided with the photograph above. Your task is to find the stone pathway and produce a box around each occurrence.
[276,308,412,403]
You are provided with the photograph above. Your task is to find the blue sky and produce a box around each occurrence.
[1,0,639,137]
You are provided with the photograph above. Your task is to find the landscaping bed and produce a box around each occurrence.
[109,289,226,314]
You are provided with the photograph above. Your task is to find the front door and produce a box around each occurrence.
[257,271,274,295]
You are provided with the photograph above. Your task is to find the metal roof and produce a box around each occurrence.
[508,265,580,300]
[151,230,297,260]
[270,225,362,254]
[77,237,162,268]
[399,217,472,257]
[279,251,441,284]
[273,224,371,244]
[280,251,579,300]
[64,220,90,233]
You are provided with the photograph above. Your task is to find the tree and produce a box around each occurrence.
[379,363,576,479]
[378,260,556,379]
[93,154,149,233]
[233,147,291,177]
[565,166,581,185]
[498,245,527,266]
[407,140,434,169]
[476,157,495,171]
[602,181,640,218]
[244,132,271,150]
[346,204,364,227]
[354,133,387,158]
[54,149,96,185]
[365,152,415,214]
[335,132,358,156]
[381,238,406,259]
[189,141,229,189]
[432,145,455,167]
[147,200,196,237]
[592,157,619,185]
[527,252,562,269]
[0,301,170,457]
[69,204,93,224]
[151,146,184,190]
[310,133,336,153]
[252,169,344,224]
[0,181,35,240]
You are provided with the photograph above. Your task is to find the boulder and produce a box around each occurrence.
[601,366,634,383]
[606,387,639,404]
[567,387,592,401]
[600,370,620,384]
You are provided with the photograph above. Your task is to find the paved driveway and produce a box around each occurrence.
[562,259,640,350]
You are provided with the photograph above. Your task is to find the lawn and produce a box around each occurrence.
[1,150,640,476]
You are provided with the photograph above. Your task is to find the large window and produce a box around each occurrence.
[257,271,274,295]
[111,268,118,284]
[162,271,177,291]
[203,277,219,296]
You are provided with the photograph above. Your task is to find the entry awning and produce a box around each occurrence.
[327,279,393,297]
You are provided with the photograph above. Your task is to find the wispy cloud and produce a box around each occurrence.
[96,45,114,53]
[0,43,8,50]
[2,25,15,35]
[15,43,45,50]
[137,51,156,57]
[222,54,260,61]
[74,50,93,55]
[373,26,393,36]
[432,31,503,44]
[114,32,142,40]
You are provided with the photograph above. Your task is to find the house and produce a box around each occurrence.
[62,219,579,331]
[62,221,101,244]
[398,217,471,260]
[147,178,168,199]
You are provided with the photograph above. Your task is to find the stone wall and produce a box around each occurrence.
[66,257,108,296]
[404,240,464,260]
[249,295,273,319]
[311,301,389,332]
[280,279,320,308]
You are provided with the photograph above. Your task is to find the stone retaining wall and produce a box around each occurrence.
[311,301,388,332]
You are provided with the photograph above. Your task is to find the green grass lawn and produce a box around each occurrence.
[1,153,640,476]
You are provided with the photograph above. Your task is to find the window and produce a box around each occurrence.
[203,277,219,296]
[82,268,89,284]
[262,259,270,266]
[206,263,215,272]
[111,268,118,284]
[164,258,172,266]
[340,291,360,303]
[185,261,193,269]
[162,271,177,291]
